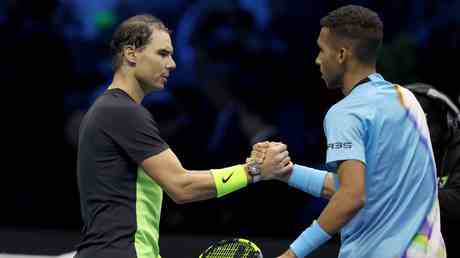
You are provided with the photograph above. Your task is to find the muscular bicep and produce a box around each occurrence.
[337,160,366,202]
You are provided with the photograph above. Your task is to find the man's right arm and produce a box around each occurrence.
[142,145,292,204]
[106,106,291,204]
[141,148,218,204]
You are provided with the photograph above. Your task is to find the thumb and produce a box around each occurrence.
[278,162,294,174]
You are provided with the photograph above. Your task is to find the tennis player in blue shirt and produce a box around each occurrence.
[252,5,446,258]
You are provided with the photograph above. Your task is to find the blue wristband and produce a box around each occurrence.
[288,165,327,197]
[290,220,332,258]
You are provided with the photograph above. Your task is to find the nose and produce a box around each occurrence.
[315,55,320,66]
[167,56,176,71]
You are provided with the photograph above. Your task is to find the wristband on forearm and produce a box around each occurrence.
[211,164,248,197]
[290,220,332,258]
[288,164,328,197]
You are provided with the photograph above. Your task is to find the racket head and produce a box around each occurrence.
[199,238,263,258]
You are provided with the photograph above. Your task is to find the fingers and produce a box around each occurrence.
[250,141,270,163]
[254,141,287,154]
[268,149,289,164]
[254,141,285,151]
[280,156,291,167]
[250,149,265,163]
[253,142,289,163]
[278,160,294,174]
[279,150,289,160]
[253,141,270,151]
[271,142,287,153]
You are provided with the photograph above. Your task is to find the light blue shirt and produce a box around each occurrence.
[324,73,438,258]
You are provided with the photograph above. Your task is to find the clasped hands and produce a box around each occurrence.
[246,141,294,181]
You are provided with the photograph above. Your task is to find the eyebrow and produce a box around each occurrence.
[158,48,174,55]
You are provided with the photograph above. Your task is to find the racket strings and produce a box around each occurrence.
[204,240,259,257]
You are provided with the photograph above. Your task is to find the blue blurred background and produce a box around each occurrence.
[1,0,459,256]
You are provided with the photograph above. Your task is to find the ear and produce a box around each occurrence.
[338,47,348,64]
[122,45,137,66]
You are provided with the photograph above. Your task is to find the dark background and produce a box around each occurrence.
[1,0,459,256]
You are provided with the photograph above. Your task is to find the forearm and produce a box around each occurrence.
[288,187,363,258]
[283,187,362,258]
[142,149,252,204]
[175,171,216,203]
[317,187,364,234]
[288,160,365,258]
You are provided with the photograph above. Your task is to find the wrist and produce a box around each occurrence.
[244,164,254,184]
[245,160,262,183]
[284,249,297,258]
[211,164,248,197]
[288,165,327,198]
[290,220,331,258]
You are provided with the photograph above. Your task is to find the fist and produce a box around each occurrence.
[249,141,293,180]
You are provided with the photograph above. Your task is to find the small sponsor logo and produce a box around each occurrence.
[222,173,233,183]
[327,142,353,150]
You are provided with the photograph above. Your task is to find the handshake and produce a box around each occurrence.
[245,141,294,183]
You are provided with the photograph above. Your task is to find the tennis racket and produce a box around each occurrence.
[199,238,263,258]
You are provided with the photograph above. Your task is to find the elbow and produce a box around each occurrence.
[171,197,188,205]
[169,188,195,204]
[340,188,365,212]
[351,193,365,211]
[356,196,365,210]
[169,190,191,204]
[165,173,195,204]
[340,183,365,211]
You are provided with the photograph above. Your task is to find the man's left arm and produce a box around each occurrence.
[278,160,365,258]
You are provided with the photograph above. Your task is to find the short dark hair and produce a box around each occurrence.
[110,14,170,71]
[320,5,383,64]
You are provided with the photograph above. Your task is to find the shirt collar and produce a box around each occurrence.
[368,73,384,82]
[349,73,383,94]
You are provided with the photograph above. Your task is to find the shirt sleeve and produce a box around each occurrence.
[100,104,169,164]
[324,107,366,171]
